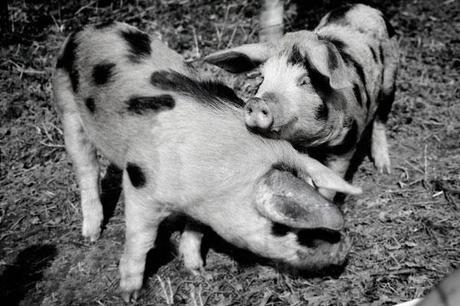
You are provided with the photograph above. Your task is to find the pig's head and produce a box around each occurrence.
[252,166,350,270]
[202,162,356,272]
[204,31,353,147]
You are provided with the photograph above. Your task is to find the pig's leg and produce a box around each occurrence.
[119,177,170,302]
[371,73,396,174]
[179,221,205,275]
[371,119,391,174]
[372,45,397,174]
[62,111,103,241]
[54,68,103,240]
[319,155,351,200]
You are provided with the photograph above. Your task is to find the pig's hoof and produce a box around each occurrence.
[120,275,142,303]
[179,232,205,274]
[81,213,103,242]
[373,153,391,174]
[189,266,212,281]
[183,254,205,275]
[121,289,139,303]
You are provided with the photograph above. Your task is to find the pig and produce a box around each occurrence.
[415,268,460,306]
[52,22,362,301]
[394,268,460,306]
[204,4,399,199]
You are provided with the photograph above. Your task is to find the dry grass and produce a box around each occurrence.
[0,0,459,305]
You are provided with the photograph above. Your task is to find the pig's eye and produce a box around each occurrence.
[297,74,310,87]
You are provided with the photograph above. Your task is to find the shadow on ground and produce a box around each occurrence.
[100,163,123,228]
[0,244,57,305]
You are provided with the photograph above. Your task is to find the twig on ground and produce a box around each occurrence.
[423,144,429,189]
[75,1,96,15]
[226,24,239,48]
[40,141,65,148]
[191,26,200,58]
[157,275,174,304]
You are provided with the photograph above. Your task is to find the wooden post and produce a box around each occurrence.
[259,0,284,43]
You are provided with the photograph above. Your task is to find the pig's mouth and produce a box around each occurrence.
[294,228,350,270]
[247,116,299,139]
[271,222,350,270]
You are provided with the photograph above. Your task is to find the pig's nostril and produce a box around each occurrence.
[261,109,268,116]
[247,107,253,114]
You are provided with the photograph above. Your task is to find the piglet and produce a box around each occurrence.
[205,4,399,199]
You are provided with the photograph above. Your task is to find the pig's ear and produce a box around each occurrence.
[204,43,273,73]
[297,155,362,195]
[308,42,352,90]
[255,169,344,231]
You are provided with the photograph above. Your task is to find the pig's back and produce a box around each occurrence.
[315,4,394,40]
[66,22,191,165]
[313,4,397,122]
[128,99,287,207]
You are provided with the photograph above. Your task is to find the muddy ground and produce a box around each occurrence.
[0,0,459,305]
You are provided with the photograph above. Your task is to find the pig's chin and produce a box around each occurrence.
[269,117,300,139]
[293,232,351,270]
[246,117,298,140]
[289,128,335,149]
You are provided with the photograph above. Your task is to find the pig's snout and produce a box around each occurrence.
[245,98,273,131]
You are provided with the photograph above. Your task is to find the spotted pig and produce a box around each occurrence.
[52,22,362,301]
[205,4,399,199]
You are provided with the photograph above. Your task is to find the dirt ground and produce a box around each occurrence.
[0,0,459,305]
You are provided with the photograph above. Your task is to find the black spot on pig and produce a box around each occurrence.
[85,97,96,113]
[126,162,146,188]
[326,3,354,26]
[150,70,244,109]
[320,35,347,51]
[92,62,116,85]
[378,44,385,64]
[288,45,332,99]
[271,223,291,237]
[328,120,359,155]
[127,95,175,114]
[338,51,370,109]
[56,32,79,92]
[94,20,115,29]
[382,15,396,38]
[352,83,363,106]
[303,58,332,99]
[120,29,151,63]
[376,83,396,122]
[206,51,260,73]
[315,103,329,121]
[340,53,366,90]
[369,46,378,63]
[287,45,304,66]
[323,36,369,101]
[297,228,341,248]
